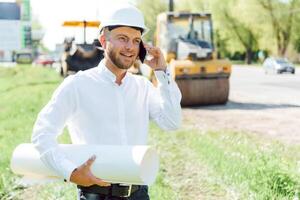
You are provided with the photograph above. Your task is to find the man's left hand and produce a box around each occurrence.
[143,44,167,71]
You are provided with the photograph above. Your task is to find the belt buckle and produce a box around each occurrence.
[121,185,132,198]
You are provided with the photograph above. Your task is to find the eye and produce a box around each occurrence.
[118,36,127,42]
[134,39,141,46]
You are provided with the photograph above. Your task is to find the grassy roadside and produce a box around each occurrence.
[1,65,300,199]
[150,124,300,199]
[0,65,63,199]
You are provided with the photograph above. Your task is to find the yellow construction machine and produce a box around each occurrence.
[155,12,231,106]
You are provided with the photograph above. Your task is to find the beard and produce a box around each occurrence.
[107,48,137,70]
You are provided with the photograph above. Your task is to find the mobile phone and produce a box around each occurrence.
[139,41,147,63]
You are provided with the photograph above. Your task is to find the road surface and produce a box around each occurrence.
[183,65,300,144]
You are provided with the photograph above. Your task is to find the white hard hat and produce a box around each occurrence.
[100,4,148,35]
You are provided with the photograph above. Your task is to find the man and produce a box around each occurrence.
[31,4,181,200]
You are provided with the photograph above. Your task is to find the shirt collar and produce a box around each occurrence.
[98,60,130,85]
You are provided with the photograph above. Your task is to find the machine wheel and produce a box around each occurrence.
[176,77,230,106]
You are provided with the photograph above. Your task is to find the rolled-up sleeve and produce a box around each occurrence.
[31,76,77,181]
[149,68,182,130]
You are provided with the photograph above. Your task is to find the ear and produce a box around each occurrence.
[99,34,106,49]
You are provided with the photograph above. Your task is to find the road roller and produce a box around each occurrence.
[155,12,231,106]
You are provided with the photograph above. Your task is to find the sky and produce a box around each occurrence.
[29,0,135,50]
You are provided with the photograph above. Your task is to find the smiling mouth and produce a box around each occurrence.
[120,53,134,59]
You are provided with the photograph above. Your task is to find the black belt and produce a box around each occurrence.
[77,184,140,198]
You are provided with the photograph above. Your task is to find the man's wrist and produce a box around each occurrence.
[154,66,167,72]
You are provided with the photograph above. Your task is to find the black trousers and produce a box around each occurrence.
[77,186,150,200]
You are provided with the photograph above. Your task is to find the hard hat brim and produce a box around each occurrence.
[99,23,149,36]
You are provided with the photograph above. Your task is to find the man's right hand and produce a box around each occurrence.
[70,155,111,187]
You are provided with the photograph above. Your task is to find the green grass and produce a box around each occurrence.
[190,131,300,199]
[1,65,300,199]
[0,65,63,199]
[150,126,300,200]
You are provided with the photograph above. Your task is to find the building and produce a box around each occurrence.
[0,0,32,62]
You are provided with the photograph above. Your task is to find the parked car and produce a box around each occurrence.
[263,57,295,74]
[34,55,55,67]
[16,50,33,64]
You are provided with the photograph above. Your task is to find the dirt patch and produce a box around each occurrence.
[182,101,300,145]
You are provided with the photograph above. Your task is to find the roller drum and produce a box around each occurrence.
[176,78,229,106]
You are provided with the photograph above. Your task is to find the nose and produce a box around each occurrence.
[124,40,136,51]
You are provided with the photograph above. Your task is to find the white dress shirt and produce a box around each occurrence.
[31,61,182,181]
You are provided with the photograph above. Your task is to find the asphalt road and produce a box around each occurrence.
[230,65,300,106]
[183,65,300,144]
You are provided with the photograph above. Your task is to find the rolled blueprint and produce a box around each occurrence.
[11,144,159,185]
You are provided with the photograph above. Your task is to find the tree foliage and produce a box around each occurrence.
[257,0,299,56]
[223,8,258,64]
[135,0,300,62]
[177,0,260,63]
[136,0,167,41]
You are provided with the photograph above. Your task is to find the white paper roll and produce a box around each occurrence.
[11,144,159,185]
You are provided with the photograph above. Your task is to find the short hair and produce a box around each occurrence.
[99,27,111,39]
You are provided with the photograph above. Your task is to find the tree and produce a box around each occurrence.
[215,30,231,59]
[257,0,298,56]
[176,0,208,12]
[136,0,167,42]
[222,8,258,64]
[293,37,300,53]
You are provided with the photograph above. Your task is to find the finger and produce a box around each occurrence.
[144,59,150,66]
[144,46,154,53]
[146,48,160,58]
[143,43,160,53]
[92,177,111,187]
[85,155,96,168]
[144,59,156,69]
[144,45,155,52]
